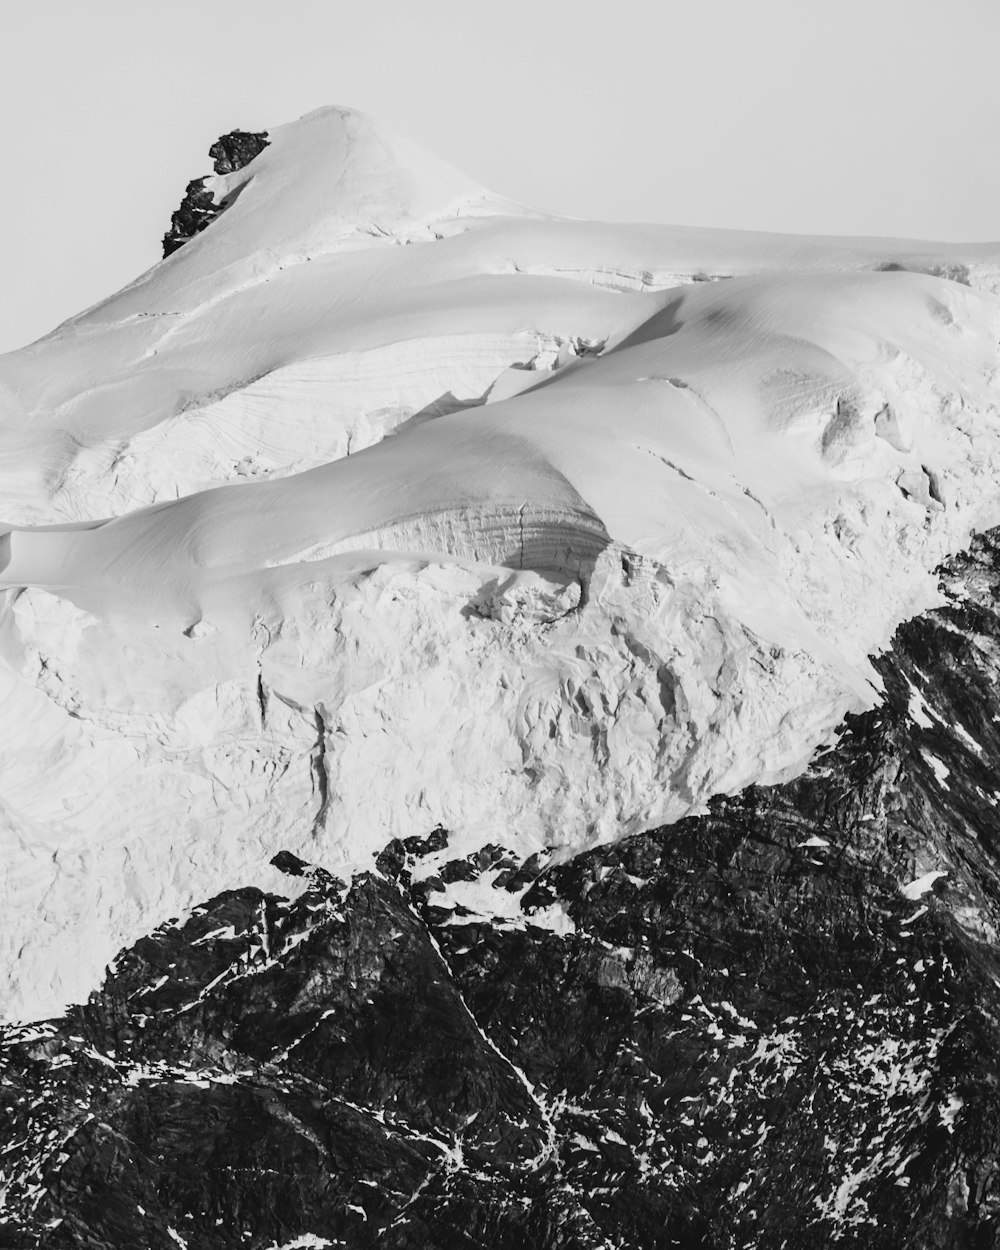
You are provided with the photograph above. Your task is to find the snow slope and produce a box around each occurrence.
[2,106,1000,1021]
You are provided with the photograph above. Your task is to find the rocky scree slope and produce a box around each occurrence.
[4,532,1000,1247]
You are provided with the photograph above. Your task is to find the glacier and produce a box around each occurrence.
[2,105,1000,1022]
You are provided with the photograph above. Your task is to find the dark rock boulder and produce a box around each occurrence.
[161,129,268,258]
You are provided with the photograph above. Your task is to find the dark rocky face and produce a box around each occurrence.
[4,531,1000,1248]
[207,132,270,177]
[161,130,269,257]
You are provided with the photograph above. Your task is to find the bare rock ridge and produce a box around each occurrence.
[161,129,269,257]
[4,530,1000,1248]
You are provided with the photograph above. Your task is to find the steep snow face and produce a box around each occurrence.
[1,107,1000,1021]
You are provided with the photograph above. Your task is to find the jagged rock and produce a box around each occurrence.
[6,531,1000,1246]
[208,131,269,176]
[627,949,683,1006]
[161,177,217,258]
[161,130,268,257]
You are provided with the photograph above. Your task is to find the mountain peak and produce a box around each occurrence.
[89,105,535,323]
[157,105,512,265]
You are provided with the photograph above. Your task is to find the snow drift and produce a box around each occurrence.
[2,106,1000,1022]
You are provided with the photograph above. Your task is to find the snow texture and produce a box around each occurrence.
[2,106,1000,1021]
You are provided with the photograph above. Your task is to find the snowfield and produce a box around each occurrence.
[2,105,1000,1021]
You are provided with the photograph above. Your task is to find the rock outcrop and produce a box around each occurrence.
[161,129,268,257]
[206,131,270,177]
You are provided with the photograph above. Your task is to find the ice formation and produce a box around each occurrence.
[2,105,1000,1022]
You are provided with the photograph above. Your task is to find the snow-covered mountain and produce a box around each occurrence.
[7,535,1000,1249]
[2,105,1000,1034]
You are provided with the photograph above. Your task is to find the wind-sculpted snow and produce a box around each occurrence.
[1,106,1000,1021]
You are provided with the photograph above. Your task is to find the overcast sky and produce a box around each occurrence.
[2,0,997,352]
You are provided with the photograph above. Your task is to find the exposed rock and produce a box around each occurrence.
[627,949,683,1006]
[162,130,268,257]
[6,530,1000,1246]
[208,131,270,176]
[161,177,217,258]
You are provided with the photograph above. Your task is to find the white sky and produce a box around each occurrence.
[1,0,997,352]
